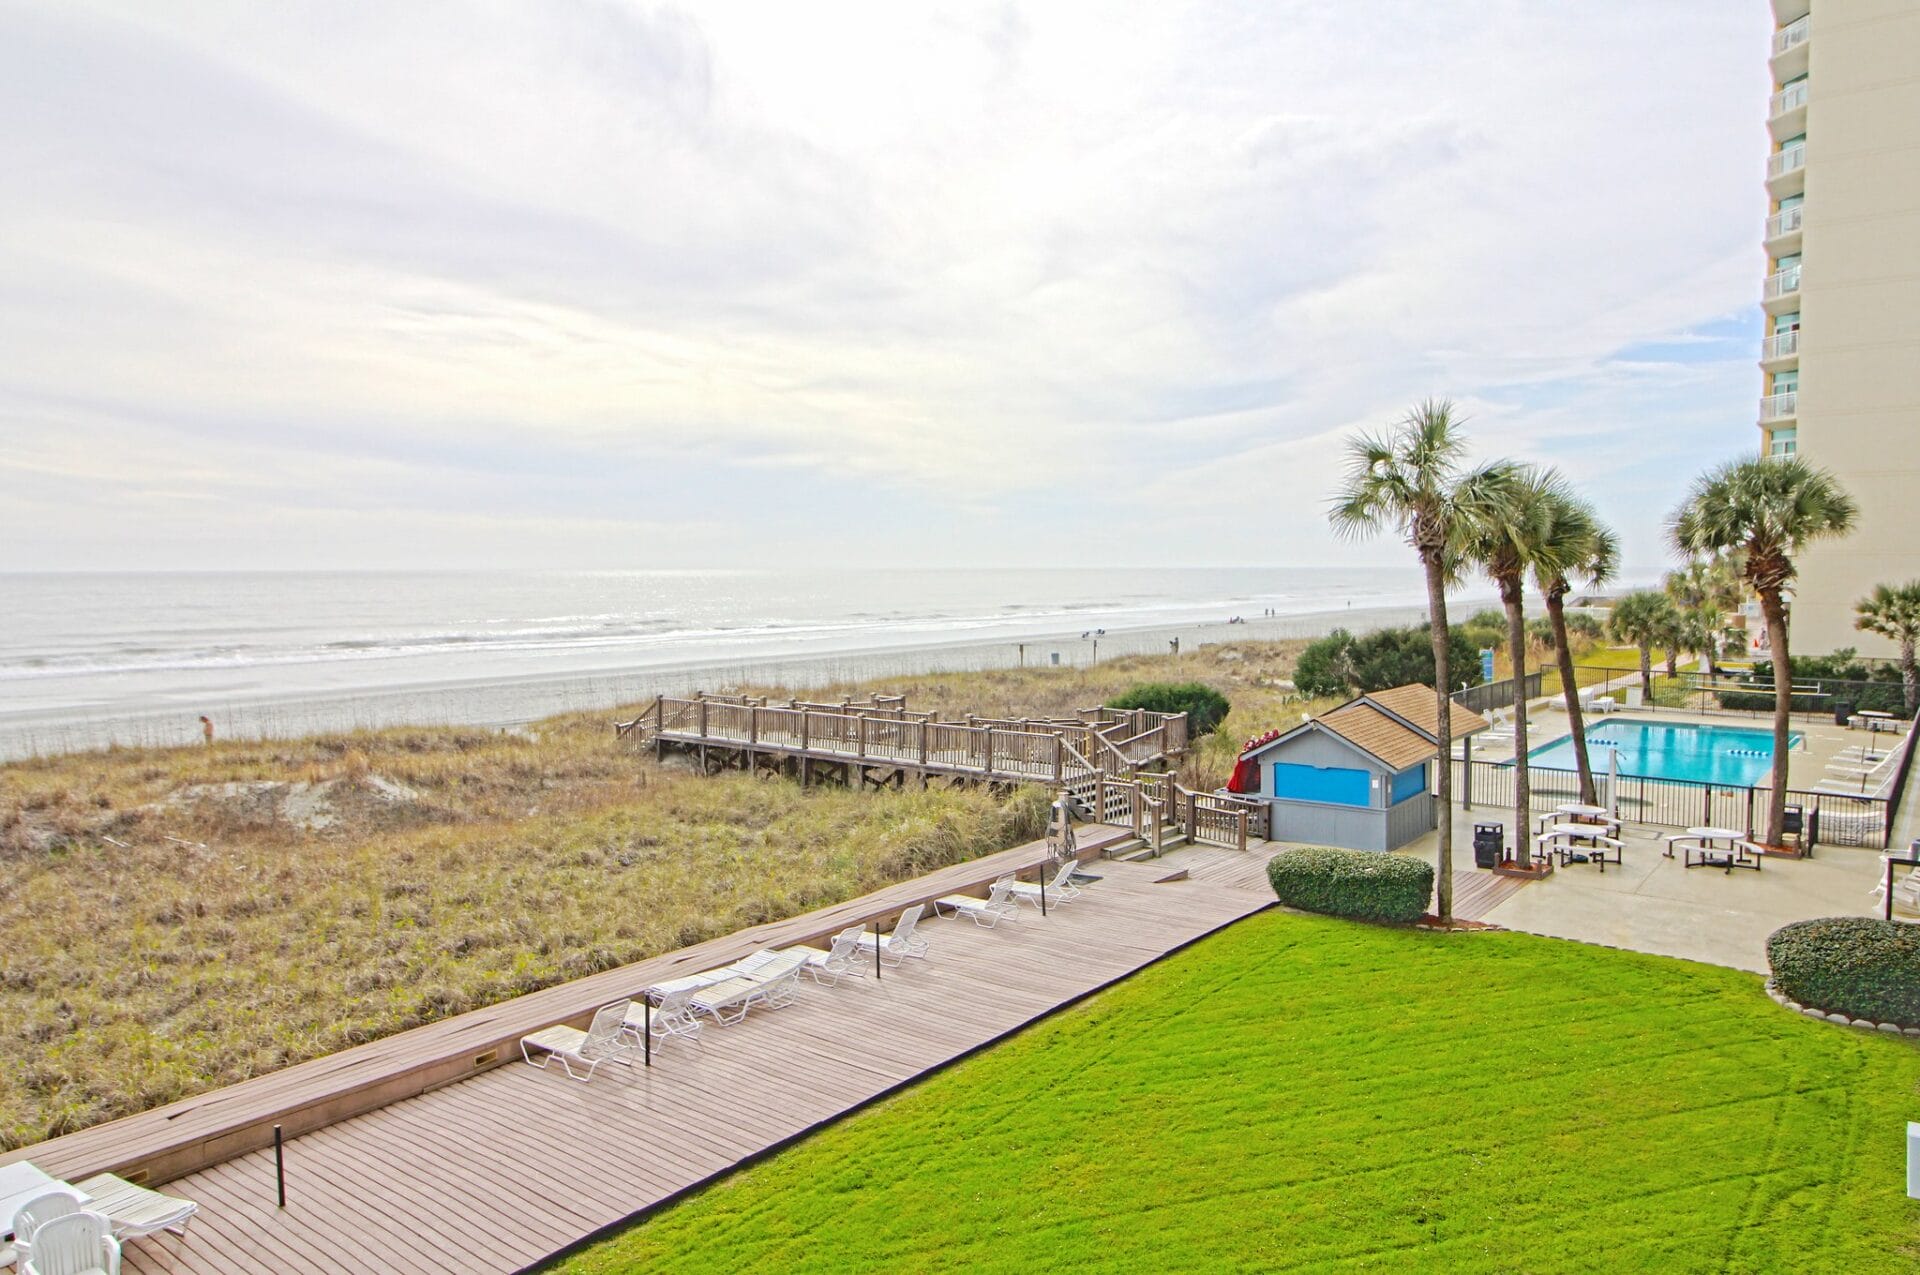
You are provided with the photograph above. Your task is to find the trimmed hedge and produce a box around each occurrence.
[1267,847,1434,926]
[1767,917,1920,1027]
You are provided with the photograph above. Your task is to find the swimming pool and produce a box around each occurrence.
[1522,719,1802,787]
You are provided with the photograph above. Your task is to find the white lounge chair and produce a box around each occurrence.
[934,877,1020,928]
[20,1211,120,1275]
[856,903,930,966]
[520,1000,637,1081]
[69,1175,195,1247]
[686,976,765,1025]
[1870,862,1920,914]
[1009,859,1082,909]
[624,986,704,1047]
[785,927,868,986]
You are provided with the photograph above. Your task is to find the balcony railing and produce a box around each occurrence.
[1762,330,1799,362]
[1767,144,1806,179]
[1760,391,1798,422]
[1769,81,1809,118]
[1766,204,1804,240]
[1773,15,1810,57]
[1764,266,1802,301]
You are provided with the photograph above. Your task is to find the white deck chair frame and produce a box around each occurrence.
[934,877,1021,928]
[789,927,868,986]
[67,1174,196,1245]
[856,903,929,965]
[625,986,704,1047]
[520,1000,636,1081]
[1010,859,1082,909]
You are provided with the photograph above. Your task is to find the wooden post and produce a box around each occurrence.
[918,721,929,768]
[984,729,995,778]
[1186,793,1198,843]
[697,697,709,738]
[857,715,867,759]
[799,710,809,752]
[1237,808,1248,853]
[1095,775,1105,825]
[748,706,759,745]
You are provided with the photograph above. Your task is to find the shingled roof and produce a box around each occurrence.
[1244,683,1489,772]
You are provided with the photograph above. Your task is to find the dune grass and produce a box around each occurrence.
[553,911,1920,1274]
[0,641,1320,1152]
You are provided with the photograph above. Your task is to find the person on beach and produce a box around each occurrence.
[199,715,214,746]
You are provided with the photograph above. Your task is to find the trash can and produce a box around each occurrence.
[1473,822,1504,869]
[1835,701,1854,727]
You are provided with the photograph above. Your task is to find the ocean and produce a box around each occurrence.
[0,567,1461,757]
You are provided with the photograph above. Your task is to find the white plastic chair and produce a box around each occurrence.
[11,1192,83,1270]
[1010,859,1082,909]
[856,903,929,965]
[20,1211,120,1275]
[520,1000,637,1081]
[934,877,1021,928]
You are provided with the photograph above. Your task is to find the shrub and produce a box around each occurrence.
[1293,630,1355,699]
[1107,682,1231,736]
[1266,847,1434,926]
[1291,625,1480,700]
[1766,917,1920,1027]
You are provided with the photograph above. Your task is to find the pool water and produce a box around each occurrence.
[1522,719,1801,788]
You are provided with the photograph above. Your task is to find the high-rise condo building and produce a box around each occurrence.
[1759,0,1920,658]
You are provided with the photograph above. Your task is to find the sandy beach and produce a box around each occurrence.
[0,599,1474,760]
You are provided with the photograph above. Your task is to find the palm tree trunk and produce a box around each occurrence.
[1639,645,1653,702]
[1665,648,1679,679]
[1425,554,1454,923]
[1503,579,1530,864]
[1761,589,1793,844]
[1903,640,1917,716]
[1545,591,1597,805]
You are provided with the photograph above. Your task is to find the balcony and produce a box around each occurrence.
[1771,15,1810,80]
[1763,265,1802,311]
[1769,80,1808,140]
[1766,143,1806,198]
[1764,203,1804,254]
[1760,391,1798,424]
[1761,329,1799,367]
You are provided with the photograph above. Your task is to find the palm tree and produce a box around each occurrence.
[1608,591,1678,703]
[1329,399,1504,922]
[1664,555,1744,678]
[1456,464,1559,864]
[1532,493,1617,805]
[1672,457,1857,844]
[1854,582,1920,714]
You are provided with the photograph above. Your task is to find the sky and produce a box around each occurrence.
[0,1,1774,578]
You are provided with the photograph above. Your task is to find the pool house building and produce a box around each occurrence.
[1239,684,1489,852]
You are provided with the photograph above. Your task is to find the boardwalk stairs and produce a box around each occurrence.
[616,692,1267,857]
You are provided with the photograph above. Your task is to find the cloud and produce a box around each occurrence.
[0,0,1774,573]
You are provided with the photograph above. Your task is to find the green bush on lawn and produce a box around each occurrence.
[1767,916,1920,1026]
[1267,846,1433,925]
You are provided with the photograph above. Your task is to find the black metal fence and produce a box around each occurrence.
[1569,666,1917,724]
[1451,757,1891,848]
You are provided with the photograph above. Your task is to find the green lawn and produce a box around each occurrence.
[553,912,1920,1274]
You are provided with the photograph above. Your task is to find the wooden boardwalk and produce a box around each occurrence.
[98,860,1268,1274]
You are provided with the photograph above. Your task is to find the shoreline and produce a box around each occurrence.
[0,599,1478,761]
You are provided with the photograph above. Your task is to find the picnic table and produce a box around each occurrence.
[1536,821,1624,872]
[1672,825,1761,873]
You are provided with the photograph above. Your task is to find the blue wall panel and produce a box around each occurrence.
[1271,761,1371,808]
[1389,763,1427,805]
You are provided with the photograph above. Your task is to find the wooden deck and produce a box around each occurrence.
[97,859,1269,1274]
[2,826,1134,1191]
